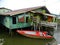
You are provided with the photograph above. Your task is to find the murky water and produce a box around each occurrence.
[0,25,59,45]
[54,25,60,44]
[0,32,58,45]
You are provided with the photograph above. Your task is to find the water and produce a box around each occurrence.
[53,25,60,44]
[0,25,59,45]
[0,31,58,45]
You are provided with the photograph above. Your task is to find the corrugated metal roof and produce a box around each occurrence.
[31,11,56,17]
[0,6,45,16]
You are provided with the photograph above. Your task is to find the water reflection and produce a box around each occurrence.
[0,29,58,45]
[46,39,57,45]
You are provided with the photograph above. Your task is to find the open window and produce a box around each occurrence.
[12,16,16,24]
[26,17,29,23]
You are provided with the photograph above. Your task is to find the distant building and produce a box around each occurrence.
[0,7,12,14]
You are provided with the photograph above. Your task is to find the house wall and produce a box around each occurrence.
[0,16,10,28]
[0,12,32,29]
[3,16,10,28]
[8,13,31,29]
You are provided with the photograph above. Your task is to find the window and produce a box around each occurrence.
[26,17,29,23]
[18,16,24,22]
[12,16,16,24]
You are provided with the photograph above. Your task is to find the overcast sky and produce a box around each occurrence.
[0,0,60,15]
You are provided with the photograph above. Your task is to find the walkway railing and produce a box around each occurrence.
[40,21,57,30]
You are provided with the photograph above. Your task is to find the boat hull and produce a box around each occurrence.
[17,30,53,39]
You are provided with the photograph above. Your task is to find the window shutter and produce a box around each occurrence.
[18,16,24,22]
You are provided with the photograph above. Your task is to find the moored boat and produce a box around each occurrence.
[17,30,53,39]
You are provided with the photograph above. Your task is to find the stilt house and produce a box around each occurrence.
[0,6,57,30]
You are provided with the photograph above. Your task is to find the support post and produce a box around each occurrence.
[34,24,35,31]
[9,29,12,37]
[39,24,40,32]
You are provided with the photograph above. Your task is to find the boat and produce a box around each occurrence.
[17,30,53,39]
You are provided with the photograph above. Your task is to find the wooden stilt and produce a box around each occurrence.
[34,24,36,31]
[31,26,33,30]
[39,26,40,31]
[38,23,41,32]
[9,29,12,37]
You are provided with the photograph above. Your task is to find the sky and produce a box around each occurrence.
[0,0,60,15]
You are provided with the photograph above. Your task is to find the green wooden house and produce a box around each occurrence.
[0,6,51,29]
[0,6,57,35]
